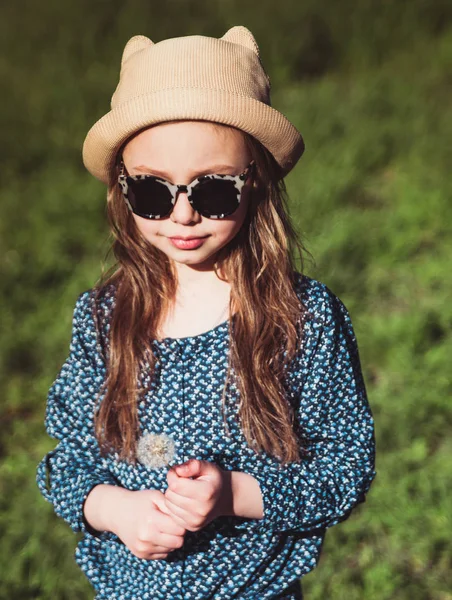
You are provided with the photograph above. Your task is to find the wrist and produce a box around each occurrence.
[228,471,264,520]
[84,484,129,534]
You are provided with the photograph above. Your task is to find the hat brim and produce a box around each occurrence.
[82,88,304,184]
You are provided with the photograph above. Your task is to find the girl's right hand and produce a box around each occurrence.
[84,485,186,560]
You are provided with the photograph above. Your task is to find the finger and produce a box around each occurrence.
[172,459,202,478]
[165,487,197,511]
[167,476,204,499]
[166,468,178,486]
[135,530,182,553]
[153,492,177,517]
[153,512,186,537]
[147,553,168,560]
[164,515,191,531]
[167,481,215,510]
[167,465,199,490]
[162,502,190,530]
[164,497,206,532]
[164,496,194,522]
[143,544,173,554]
[166,467,200,493]
[154,532,185,550]
[157,502,173,517]
[138,533,184,553]
[151,496,187,534]
[161,507,189,531]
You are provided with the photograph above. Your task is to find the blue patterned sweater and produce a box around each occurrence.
[36,273,376,599]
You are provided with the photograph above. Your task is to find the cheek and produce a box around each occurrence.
[132,215,161,239]
[233,188,252,228]
[214,201,249,241]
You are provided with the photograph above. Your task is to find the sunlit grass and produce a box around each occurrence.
[1,3,451,598]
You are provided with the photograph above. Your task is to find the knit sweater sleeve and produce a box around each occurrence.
[237,281,376,534]
[36,291,119,537]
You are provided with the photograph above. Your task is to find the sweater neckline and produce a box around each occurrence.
[151,315,231,350]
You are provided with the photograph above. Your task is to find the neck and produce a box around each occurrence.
[173,260,228,291]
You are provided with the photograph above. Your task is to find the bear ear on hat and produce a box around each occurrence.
[221,26,260,57]
[121,35,154,67]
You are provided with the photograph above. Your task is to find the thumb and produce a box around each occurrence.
[172,458,203,479]
[152,492,172,515]
[150,490,175,517]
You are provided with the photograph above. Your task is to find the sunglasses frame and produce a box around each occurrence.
[117,160,255,220]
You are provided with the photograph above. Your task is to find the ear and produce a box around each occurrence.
[221,26,260,57]
[121,35,154,67]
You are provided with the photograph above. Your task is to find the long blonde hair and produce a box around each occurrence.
[93,128,309,464]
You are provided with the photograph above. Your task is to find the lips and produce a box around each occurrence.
[169,236,208,250]
[170,236,207,241]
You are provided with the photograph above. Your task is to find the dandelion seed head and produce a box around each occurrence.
[136,432,176,469]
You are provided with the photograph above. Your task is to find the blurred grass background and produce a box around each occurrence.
[1,0,451,598]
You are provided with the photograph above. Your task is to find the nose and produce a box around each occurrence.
[170,189,201,225]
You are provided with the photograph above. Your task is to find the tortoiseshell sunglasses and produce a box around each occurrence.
[118,160,255,220]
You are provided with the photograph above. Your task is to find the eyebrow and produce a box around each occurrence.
[133,164,239,179]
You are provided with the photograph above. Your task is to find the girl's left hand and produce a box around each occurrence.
[164,459,231,532]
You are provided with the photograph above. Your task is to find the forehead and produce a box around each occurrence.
[122,121,249,169]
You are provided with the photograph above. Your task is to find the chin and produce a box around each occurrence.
[172,251,219,268]
[174,256,212,266]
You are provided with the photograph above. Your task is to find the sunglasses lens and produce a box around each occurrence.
[191,179,240,217]
[127,177,173,218]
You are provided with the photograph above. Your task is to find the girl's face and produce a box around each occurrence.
[122,121,253,272]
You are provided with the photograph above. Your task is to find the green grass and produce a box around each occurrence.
[1,2,451,598]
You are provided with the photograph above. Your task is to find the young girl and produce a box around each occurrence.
[36,26,376,600]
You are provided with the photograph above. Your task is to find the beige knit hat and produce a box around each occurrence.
[82,26,304,184]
